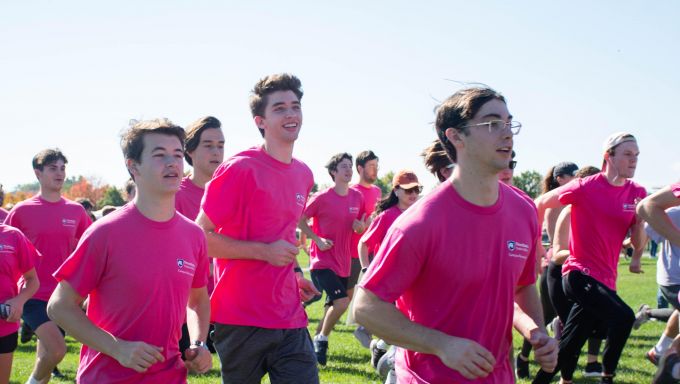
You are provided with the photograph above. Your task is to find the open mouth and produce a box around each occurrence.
[283,123,299,130]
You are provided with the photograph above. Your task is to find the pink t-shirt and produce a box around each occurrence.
[202,146,313,329]
[360,205,403,256]
[560,173,647,291]
[304,187,364,277]
[672,182,680,198]
[54,203,208,384]
[349,184,382,258]
[0,225,36,337]
[361,182,538,384]
[0,208,8,223]
[5,196,91,301]
[175,176,204,221]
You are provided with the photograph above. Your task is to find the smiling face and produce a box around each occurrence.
[35,159,66,193]
[127,133,184,197]
[255,90,302,144]
[332,158,354,185]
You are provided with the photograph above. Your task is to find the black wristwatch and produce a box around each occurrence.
[193,340,209,350]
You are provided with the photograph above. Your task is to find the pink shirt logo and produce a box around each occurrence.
[507,240,530,260]
[0,244,16,253]
[62,218,77,227]
[349,207,360,214]
[296,193,306,207]
[622,203,636,212]
[177,258,197,277]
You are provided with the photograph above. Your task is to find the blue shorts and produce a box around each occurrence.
[22,299,61,333]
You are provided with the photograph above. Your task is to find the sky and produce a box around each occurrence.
[2,1,679,193]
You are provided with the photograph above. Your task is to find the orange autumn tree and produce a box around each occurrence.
[62,176,108,206]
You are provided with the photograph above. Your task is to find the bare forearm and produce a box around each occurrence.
[204,231,266,260]
[15,274,39,303]
[297,218,321,244]
[353,287,450,356]
[358,242,370,268]
[513,284,545,338]
[186,290,210,343]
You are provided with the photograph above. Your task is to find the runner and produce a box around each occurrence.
[196,73,320,383]
[5,148,92,384]
[421,140,454,183]
[533,132,647,384]
[298,152,366,365]
[47,118,211,382]
[0,224,39,384]
[353,86,557,382]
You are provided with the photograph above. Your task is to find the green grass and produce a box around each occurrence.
[10,255,665,383]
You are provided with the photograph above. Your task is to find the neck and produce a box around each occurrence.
[450,162,499,207]
[358,179,373,188]
[263,140,294,164]
[603,167,626,187]
[133,190,176,222]
[397,201,410,211]
[334,182,349,196]
[189,170,211,189]
[39,189,61,203]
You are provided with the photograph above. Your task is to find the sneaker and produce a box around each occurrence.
[515,353,530,379]
[314,337,328,366]
[634,304,651,330]
[353,325,372,349]
[584,361,603,377]
[370,339,387,369]
[600,375,614,384]
[551,317,563,340]
[19,321,34,343]
[649,348,661,366]
[653,352,680,384]
[377,346,396,379]
[52,367,66,379]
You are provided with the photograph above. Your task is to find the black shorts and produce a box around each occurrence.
[0,332,18,354]
[22,299,51,332]
[310,269,348,306]
[347,258,363,289]
[212,324,318,384]
[660,285,680,311]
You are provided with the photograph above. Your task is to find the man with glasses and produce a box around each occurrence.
[298,153,366,365]
[533,132,646,384]
[353,87,557,382]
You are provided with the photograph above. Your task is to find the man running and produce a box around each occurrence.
[5,148,92,384]
[196,73,320,383]
[353,86,557,382]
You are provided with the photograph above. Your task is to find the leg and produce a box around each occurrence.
[268,328,319,384]
[310,270,349,365]
[546,262,571,323]
[31,322,67,382]
[0,331,18,384]
[320,297,350,337]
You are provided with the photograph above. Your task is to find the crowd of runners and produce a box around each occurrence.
[1,73,680,384]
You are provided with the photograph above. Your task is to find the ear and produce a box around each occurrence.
[254,116,265,131]
[445,127,464,146]
[33,168,41,180]
[126,158,139,178]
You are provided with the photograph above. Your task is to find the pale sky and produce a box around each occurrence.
[2,1,679,193]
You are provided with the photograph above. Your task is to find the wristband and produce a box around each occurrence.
[192,340,209,350]
[294,267,303,273]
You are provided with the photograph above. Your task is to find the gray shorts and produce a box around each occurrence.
[212,323,318,384]
[660,285,680,311]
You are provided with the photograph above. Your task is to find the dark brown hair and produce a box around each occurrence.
[184,116,222,166]
[249,73,303,137]
[32,148,68,171]
[120,118,185,179]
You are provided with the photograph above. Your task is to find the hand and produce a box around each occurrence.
[3,297,25,322]
[629,258,644,274]
[297,276,320,302]
[184,345,212,374]
[264,240,299,266]
[529,331,558,373]
[315,237,333,251]
[352,214,368,234]
[437,336,495,380]
[112,340,165,373]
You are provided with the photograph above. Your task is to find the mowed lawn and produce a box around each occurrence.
[10,255,664,383]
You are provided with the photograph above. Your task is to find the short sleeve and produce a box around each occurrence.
[360,227,425,303]
[15,231,37,274]
[191,234,210,289]
[303,191,322,219]
[360,212,389,252]
[202,161,252,228]
[557,178,585,206]
[53,230,106,298]
[76,207,93,239]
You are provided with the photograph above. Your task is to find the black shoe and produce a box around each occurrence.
[600,375,614,384]
[515,354,529,379]
[20,321,34,343]
[654,352,680,384]
[584,361,603,377]
[314,338,328,366]
[52,367,66,379]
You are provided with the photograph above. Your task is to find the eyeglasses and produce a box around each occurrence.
[399,186,423,194]
[461,120,521,135]
[509,160,517,170]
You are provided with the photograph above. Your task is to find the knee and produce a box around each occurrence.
[333,297,350,311]
[613,307,635,330]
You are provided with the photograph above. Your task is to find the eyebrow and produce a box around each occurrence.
[480,113,513,120]
[201,139,225,143]
[271,100,301,108]
[151,147,184,153]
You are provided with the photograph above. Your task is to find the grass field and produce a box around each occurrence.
[9,255,665,383]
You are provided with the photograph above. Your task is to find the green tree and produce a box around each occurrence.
[512,170,542,198]
[374,171,394,196]
[97,186,125,208]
